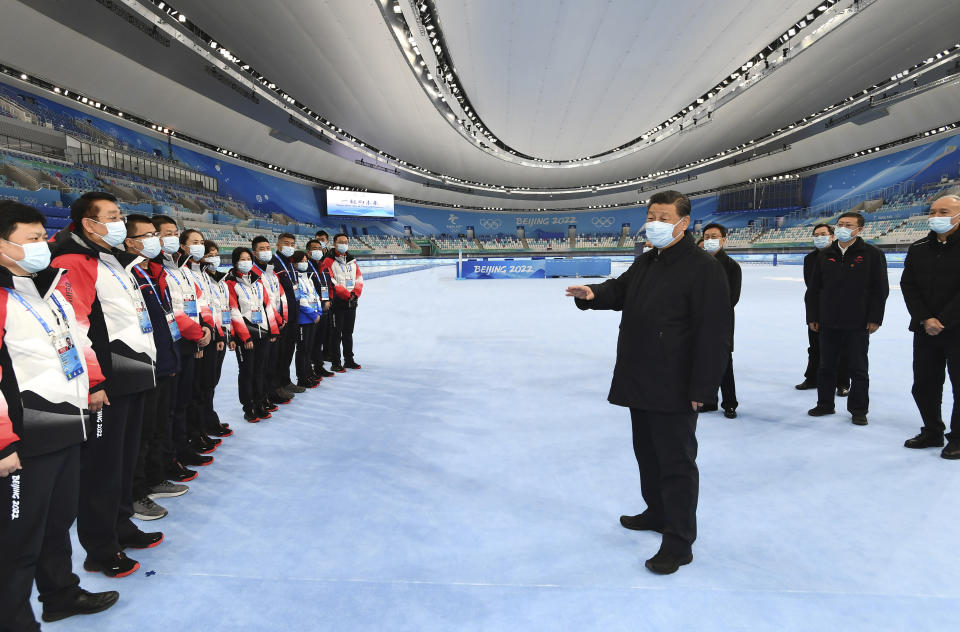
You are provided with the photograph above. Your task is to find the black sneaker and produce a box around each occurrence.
[120,530,163,550]
[723,408,738,419]
[851,413,868,426]
[286,382,307,394]
[795,380,816,390]
[207,424,233,438]
[808,406,835,417]
[179,451,214,467]
[837,386,850,397]
[190,436,219,455]
[243,405,261,423]
[167,460,198,483]
[941,440,960,460]
[83,552,139,578]
[41,589,119,622]
[256,403,273,420]
[619,511,664,533]
[297,379,320,389]
[344,360,362,370]
[331,363,346,373]
[317,367,334,377]
[644,548,693,575]
[904,429,945,449]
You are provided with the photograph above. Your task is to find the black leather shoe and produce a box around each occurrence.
[83,552,139,578]
[179,451,214,467]
[619,511,663,533]
[644,549,693,575]
[851,413,868,426]
[942,440,960,460]
[795,380,816,390]
[41,589,120,622]
[120,531,164,550]
[808,406,835,417]
[837,386,850,397]
[723,408,738,419]
[904,429,945,449]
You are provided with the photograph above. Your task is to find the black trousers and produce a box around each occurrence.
[912,330,960,439]
[190,342,223,434]
[311,311,330,368]
[629,408,699,553]
[805,328,849,388]
[0,445,82,632]
[330,302,358,364]
[133,376,175,500]
[271,322,297,390]
[78,391,145,561]
[237,335,269,406]
[707,353,738,410]
[296,323,317,382]
[169,339,197,458]
[818,327,869,414]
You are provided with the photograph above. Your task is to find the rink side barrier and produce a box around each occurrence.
[729,252,906,268]
[363,261,453,279]
[457,256,612,279]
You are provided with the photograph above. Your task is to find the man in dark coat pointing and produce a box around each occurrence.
[566,190,732,575]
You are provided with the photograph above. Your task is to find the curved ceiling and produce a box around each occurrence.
[1,0,960,209]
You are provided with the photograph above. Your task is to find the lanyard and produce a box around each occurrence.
[206,274,223,303]
[274,254,293,279]
[132,265,159,300]
[102,259,146,308]
[237,277,262,304]
[165,264,192,295]
[298,274,315,298]
[336,259,352,282]
[7,289,70,338]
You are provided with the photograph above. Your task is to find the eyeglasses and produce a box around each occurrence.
[131,231,160,240]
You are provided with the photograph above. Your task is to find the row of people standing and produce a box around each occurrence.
[0,193,366,630]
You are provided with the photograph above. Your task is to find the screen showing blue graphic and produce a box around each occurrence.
[326,190,395,218]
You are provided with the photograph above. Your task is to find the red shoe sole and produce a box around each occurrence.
[86,561,140,578]
[174,472,198,483]
[127,534,164,549]
[195,458,214,466]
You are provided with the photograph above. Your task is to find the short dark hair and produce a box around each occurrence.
[179,228,202,245]
[291,249,308,264]
[231,247,252,268]
[702,222,727,238]
[70,192,117,225]
[251,235,270,249]
[151,214,178,230]
[648,190,691,217]
[277,232,295,242]
[125,213,155,237]
[333,232,349,243]
[315,230,329,238]
[204,239,218,254]
[306,239,322,249]
[812,223,834,235]
[838,211,865,227]
[0,200,46,241]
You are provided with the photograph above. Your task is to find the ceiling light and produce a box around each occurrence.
[178,14,187,22]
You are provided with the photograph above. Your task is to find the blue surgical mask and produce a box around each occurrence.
[296,262,309,272]
[929,215,958,234]
[280,245,295,258]
[139,236,162,259]
[309,249,323,261]
[237,260,253,274]
[336,243,349,254]
[256,249,273,262]
[161,236,180,254]
[89,218,127,248]
[703,238,722,253]
[835,226,856,242]
[188,244,205,261]
[644,221,680,248]
[204,256,221,269]
[813,235,831,249]
[4,239,51,273]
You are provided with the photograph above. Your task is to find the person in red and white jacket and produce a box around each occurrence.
[252,236,293,406]
[148,216,216,470]
[0,201,119,628]
[319,233,363,371]
[225,247,280,422]
[50,192,158,579]
[194,239,234,438]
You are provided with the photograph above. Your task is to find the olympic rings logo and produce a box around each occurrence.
[479,219,502,230]
[592,217,615,228]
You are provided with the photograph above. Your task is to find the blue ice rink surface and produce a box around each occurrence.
[36,263,960,631]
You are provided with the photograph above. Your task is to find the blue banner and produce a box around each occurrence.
[461,259,546,279]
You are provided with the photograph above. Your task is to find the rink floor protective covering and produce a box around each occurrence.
[33,264,960,631]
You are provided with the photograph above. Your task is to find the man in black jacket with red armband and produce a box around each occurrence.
[901,190,960,459]
[805,212,889,426]
[566,191,732,575]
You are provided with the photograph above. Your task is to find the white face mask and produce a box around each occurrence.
[161,236,180,254]
[204,256,221,269]
[644,220,681,249]
[309,249,323,261]
[280,245,295,258]
[834,226,857,242]
[138,236,162,260]
[2,239,51,273]
[296,262,309,272]
[703,238,722,253]
[187,244,205,261]
[813,235,832,249]
[236,260,253,274]
[89,218,127,248]
[256,249,273,262]
[318,240,327,248]
[336,243,348,254]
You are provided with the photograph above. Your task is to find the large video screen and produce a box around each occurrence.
[326,190,395,218]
